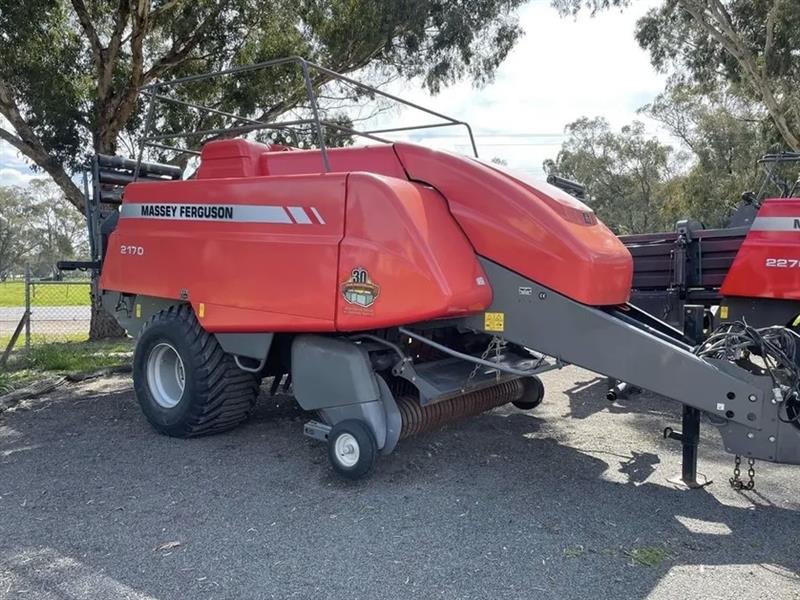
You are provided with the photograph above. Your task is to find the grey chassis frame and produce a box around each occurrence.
[458,257,800,466]
[135,56,479,178]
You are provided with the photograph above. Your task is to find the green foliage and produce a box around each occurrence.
[641,80,772,227]
[552,0,800,151]
[550,0,628,17]
[0,0,90,170]
[0,181,88,279]
[544,104,786,233]
[635,0,800,149]
[544,117,677,234]
[547,0,800,232]
[0,0,527,209]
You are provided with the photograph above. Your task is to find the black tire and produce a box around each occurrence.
[327,420,377,480]
[133,304,261,437]
[512,376,545,410]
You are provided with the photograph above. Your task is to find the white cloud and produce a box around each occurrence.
[366,0,669,175]
[0,167,43,187]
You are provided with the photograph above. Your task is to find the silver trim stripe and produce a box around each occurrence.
[120,203,324,224]
[310,207,326,225]
[751,216,800,232]
[287,206,312,224]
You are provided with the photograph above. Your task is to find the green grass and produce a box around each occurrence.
[624,546,672,567]
[22,339,132,372]
[0,368,37,394]
[0,281,91,307]
[1,332,88,349]
[563,545,587,558]
[0,339,133,393]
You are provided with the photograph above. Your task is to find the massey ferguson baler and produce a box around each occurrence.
[74,59,800,483]
[617,152,800,341]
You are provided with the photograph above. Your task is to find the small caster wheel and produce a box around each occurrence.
[512,376,544,410]
[327,420,377,480]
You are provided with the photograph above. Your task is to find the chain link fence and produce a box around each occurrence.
[1,269,91,357]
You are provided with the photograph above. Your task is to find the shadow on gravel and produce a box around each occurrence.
[563,375,677,421]
[0,387,798,599]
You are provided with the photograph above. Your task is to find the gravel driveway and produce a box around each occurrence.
[1,366,799,599]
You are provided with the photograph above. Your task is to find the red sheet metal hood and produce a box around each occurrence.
[393,143,633,306]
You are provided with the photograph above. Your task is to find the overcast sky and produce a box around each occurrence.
[0,0,668,187]
[378,0,668,176]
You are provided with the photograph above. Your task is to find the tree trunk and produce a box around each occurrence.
[89,277,126,340]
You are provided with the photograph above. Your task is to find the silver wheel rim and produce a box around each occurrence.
[334,433,360,468]
[146,343,185,409]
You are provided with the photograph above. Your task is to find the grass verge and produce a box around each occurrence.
[0,333,88,349]
[0,339,133,394]
[0,281,91,307]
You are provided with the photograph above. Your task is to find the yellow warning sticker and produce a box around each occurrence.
[135,303,141,318]
[484,312,505,332]
[198,303,206,318]
[720,305,728,320]
[792,314,800,327]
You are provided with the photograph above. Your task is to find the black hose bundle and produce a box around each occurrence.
[694,320,800,425]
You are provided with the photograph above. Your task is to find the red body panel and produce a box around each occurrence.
[721,198,800,300]
[101,175,347,332]
[101,140,634,333]
[264,145,407,179]
[392,144,632,306]
[337,174,491,330]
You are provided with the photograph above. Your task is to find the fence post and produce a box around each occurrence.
[24,266,31,350]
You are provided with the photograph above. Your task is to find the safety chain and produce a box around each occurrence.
[463,336,505,390]
[729,455,756,491]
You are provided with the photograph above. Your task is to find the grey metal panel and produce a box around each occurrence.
[101,292,177,337]
[376,376,402,455]
[215,333,273,361]
[395,353,547,406]
[724,297,800,329]
[466,258,768,429]
[466,258,800,465]
[291,336,407,453]
[709,358,790,463]
[291,335,380,410]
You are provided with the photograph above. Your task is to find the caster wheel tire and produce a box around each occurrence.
[133,304,261,437]
[327,420,377,480]
[512,376,545,410]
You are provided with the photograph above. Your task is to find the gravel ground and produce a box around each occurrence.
[1,366,799,600]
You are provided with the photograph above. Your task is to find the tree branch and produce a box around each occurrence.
[70,0,102,73]
[143,4,225,81]
[102,0,133,95]
[149,0,184,24]
[0,81,84,210]
[764,0,782,67]
[678,0,800,150]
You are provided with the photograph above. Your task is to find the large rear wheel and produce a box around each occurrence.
[133,305,261,437]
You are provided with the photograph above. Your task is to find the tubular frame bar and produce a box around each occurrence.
[135,56,479,179]
[144,143,202,156]
[398,326,557,378]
